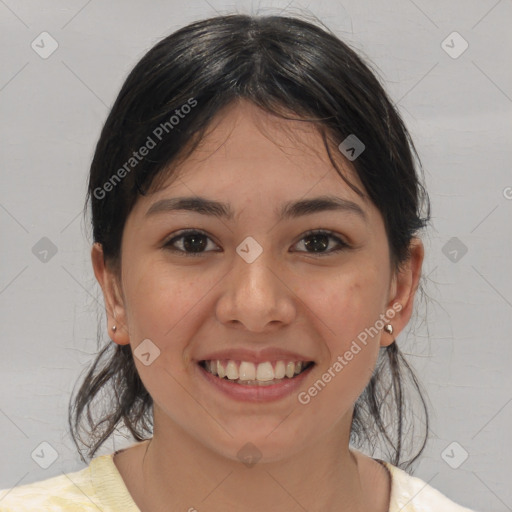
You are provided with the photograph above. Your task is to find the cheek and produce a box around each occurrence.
[301,262,388,341]
[299,264,387,400]
[124,263,208,412]
[296,272,386,414]
[123,261,209,341]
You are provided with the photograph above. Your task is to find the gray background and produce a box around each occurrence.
[0,1,511,510]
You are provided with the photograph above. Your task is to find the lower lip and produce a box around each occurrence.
[196,363,314,403]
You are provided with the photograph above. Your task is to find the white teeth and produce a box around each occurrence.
[285,362,295,378]
[226,360,238,380]
[274,360,286,379]
[202,359,311,384]
[256,361,274,381]
[239,361,256,381]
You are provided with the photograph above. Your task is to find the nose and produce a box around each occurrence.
[215,247,296,333]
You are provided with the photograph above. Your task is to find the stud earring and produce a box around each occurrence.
[111,325,117,333]
[384,324,393,334]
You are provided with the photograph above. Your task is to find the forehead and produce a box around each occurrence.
[133,100,373,220]
[174,100,363,188]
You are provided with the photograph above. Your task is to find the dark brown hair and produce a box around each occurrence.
[69,13,431,469]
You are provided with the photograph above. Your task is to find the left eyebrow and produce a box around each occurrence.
[145,195,367,222]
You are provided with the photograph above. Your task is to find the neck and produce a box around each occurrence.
[126,408,389,512]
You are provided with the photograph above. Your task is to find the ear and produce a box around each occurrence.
[91,242,130,346]
[380,238,424,347]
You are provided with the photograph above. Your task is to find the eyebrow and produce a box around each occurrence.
[145,195,367,222]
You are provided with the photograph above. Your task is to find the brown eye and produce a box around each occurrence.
[163,229,348,257]
[163,230,219,256]
[294,230,348,255]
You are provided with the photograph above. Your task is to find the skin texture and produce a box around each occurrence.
[92,99,424,512]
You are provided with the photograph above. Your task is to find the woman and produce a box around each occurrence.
[0,13,476,512]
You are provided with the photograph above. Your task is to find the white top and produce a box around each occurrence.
[0,445,477,511]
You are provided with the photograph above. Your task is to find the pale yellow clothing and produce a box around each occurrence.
[0,444,476,511]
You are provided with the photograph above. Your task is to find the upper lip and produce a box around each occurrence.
[197,348,315,364]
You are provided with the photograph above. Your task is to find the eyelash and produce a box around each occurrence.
[162,229,349,257]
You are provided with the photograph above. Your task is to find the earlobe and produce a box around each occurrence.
[91,243,130,346]
[380,238,424,347]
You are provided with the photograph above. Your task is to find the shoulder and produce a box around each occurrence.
[383,462,478,512]
[0,464,95,511]
[0,451,139,512]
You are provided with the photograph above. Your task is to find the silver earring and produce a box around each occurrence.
[112,325,117,332]
[384,324,393,334]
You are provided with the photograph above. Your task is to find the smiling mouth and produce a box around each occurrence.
[198,359,315,386]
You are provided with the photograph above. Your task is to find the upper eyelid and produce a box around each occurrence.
[164,228,218,245]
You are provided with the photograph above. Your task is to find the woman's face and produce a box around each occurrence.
[94,99,422,463]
